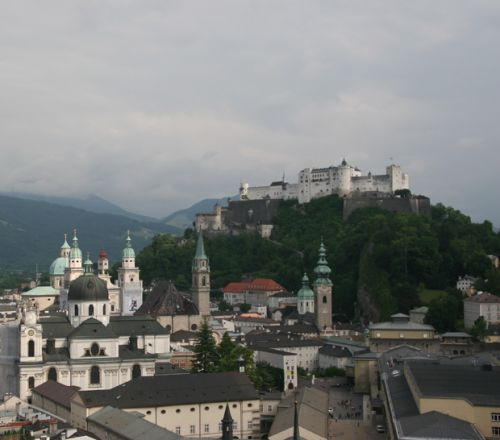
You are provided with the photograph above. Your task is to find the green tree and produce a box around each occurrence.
[424,291,463,333]
[191,321,219,373]
[470,316,488,341]
[394,189,412,198]
[239,303,251,313]
[218,300,232,312]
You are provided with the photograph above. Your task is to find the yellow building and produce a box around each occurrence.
[402,361,500,439]
[369,313,439,353]
[21,286,60,311]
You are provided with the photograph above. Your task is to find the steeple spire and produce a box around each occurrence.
[122,231,135,259]
[314,239,332,286]
[194,231,208,260]
[222,404,234,440]
[293,399,300,440]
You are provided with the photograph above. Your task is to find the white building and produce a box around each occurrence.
[464,292,500,329]
[253,347,297,391]
[52,231,144,316]
[71,372,261,440]
[18,258,170,401]
[456,275,479,295]
[240,160,409,204]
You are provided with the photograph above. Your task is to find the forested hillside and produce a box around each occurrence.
[136,195,500,323]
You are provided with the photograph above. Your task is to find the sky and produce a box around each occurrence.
[1,1,500,224]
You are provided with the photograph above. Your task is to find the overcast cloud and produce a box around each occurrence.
[1,1,499,224]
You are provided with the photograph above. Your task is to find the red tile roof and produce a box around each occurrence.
[223,278,285,293]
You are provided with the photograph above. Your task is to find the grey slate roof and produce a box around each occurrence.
[68,318,117,340]
[109,315,170,336]
[32,380,80,409]
[88,406,182,440]
[40,316,73,339]
[319,345,353,358]
[384,372,483,440]
[268,387,328,439]
[406,360,500,406]
[170,330,197,342]
[399,411,484,440]
[78,372,259,408]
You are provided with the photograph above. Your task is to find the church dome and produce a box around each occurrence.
[68,274,108,302]
[122,232,135,259]
[49,256,68,276]
[297,273,314,299]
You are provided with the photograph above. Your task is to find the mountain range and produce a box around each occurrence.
[0,195,180,271]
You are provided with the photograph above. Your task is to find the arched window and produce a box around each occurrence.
[132,364,141,379]
[90,366,100,384]
[103,304,106,315]
[48,367,57,382]
[111,304,115,312]
[28,340,35,357]
[89,304,94,316]
[90,343,100,356]
[28,376,35,389]
[74,304,79,316]
[322,296,327,304]
[202,276,206,287]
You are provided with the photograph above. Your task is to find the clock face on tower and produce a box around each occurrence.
[28,330,35,336]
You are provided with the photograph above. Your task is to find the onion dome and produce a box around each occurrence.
[314,240,332,286]
[68,272,108,302]
[61,233,70,250]
[122,231,135,259]
[49,257,68,276]
[99,249,108,260]
[69,230,82,259]
[297,273,314,299]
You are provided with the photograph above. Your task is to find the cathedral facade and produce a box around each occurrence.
[18,258,170,401]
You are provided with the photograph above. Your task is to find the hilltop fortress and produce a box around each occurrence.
[196,160,428,237]
[240,159,409,203]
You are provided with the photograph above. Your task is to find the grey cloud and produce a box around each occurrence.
[0,1,499,224]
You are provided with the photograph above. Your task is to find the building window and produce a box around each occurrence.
[233,422,237,430]
[28,340,35,357]
[28,376,35,389]
[492,412,500,422]
[103,304,106,315]
[90,343,100,356]
[323,296,327,303]
[132,364,141,379]
[190,425,195,434]
[161,409,166,414]
[248,420,253,429]
[175,427,181,435]
[74,304,79,316]
[204,424,209,433]
[146,410,151,415]
[48,367,57,382]
[111,304,115,312]
[89,304,94,316]
[90,366,100,384]
[202,276,206,286]
[493,427,500,436]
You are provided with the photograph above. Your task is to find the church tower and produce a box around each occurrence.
[117,231,143,315]
[64,230,84,288]
[49,234,70,289]
[192,232,210,317]
[313,240,333,330]
[297,273,314,315]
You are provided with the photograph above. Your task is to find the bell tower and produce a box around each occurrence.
[191,232,210,317]
[313,240,333,331]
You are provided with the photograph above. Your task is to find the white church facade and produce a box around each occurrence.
[18,257,170,401]
[240,160,409,204]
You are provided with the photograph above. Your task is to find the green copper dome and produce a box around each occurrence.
[83,255,93,274]
[69,231,82,259]
[49,256,68,276]
[123,231,135,259]
[314,240,332,286]
[193,231,208,260]
[297,273,314,299]
[61,234,70,250]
